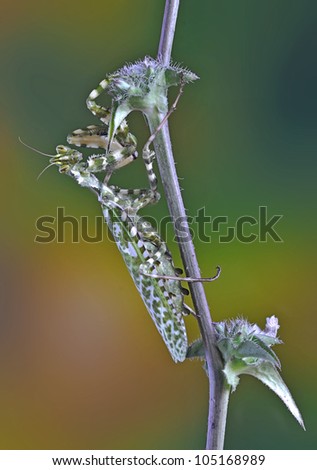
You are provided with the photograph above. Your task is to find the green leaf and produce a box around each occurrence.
[235,338,280,368]
[253,336,281,367]
[255,333,282,347]
[217,338,234,362]
[223,359,243,390]
[186,339,204,359]
[243,362,305,429]
[109,101,133,145]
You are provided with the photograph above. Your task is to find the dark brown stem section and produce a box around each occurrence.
[154,0,226,450]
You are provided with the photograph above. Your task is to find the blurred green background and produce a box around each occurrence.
[1,0,316,449]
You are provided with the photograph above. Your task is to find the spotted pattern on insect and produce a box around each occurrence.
[32,132,189,362]
[100,191,188,362]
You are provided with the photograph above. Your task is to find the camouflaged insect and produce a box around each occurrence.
[31,104,190,362]
[25,58,200,362]
[46,140,189,362]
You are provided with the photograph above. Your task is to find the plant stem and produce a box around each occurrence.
[158,0,180,63]
[154,0,227,450]
[216,384,231,449]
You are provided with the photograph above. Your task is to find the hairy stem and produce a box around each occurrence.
[154,0,227,450]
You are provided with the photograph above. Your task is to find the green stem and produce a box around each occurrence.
[154,0,229,450]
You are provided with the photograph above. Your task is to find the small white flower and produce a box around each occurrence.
[264,315,280,337]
